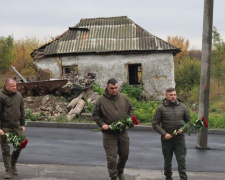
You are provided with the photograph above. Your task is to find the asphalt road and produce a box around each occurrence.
[1,127,225,173]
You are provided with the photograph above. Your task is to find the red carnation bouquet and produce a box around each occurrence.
[3,132,28,151]
[172,116,208,136]
[132,115,139,125]
[93,115,139,134]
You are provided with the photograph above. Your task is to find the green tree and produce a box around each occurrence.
[212,26,223,47]
[0,36,14,73]
[211,27,225,85]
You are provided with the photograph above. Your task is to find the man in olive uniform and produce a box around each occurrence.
[0,78,26,179]
[92,78,134,180]
[152,87,190,180]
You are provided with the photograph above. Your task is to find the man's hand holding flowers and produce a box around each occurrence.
[0,129,4,136]
[164,133,173,140]
[3,132,28,151]
[93,115,139,133]
[168,116,208,139]
[164,128,184,140]
[102,124,110,130]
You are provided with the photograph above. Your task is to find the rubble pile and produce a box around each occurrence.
[66,88,99,120]
[13,68,100,121]
[64,72,96,89]
[24,87,99,121]
[24,95,68,121]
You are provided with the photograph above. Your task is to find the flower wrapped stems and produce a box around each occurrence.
[173,116,208,136]
[173,124,191,136]
[93,115,139,134]
[3,132,28,151]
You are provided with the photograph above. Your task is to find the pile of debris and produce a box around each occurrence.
[12,66,101,121]
[24,87,99,121]
[66,88,99,120]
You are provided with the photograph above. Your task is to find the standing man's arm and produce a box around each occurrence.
[152,108,172,139]
[20,95,26,132]
[126,97,134,117]
[92,100,107,129]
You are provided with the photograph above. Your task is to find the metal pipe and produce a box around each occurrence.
[10,66,28,83]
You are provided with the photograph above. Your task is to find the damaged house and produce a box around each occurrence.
[31,16,180,100]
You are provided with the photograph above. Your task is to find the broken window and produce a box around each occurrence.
[62,65,78,76]
[128,64,142,85]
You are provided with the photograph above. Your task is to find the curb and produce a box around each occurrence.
[26,121,155,131]
[26,121,225,134]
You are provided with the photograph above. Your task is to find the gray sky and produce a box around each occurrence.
[0,0,224,50]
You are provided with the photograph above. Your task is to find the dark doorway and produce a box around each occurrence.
[128,64,142,85]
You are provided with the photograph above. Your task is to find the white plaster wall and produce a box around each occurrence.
[34,57,61,79]
[61,55,128,88]
[34,53,175,100]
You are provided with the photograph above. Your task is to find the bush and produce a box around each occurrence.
[39,111,46,117]
[175,58,201,92]
[129,98,158,124]
[189,110,198,123]
[25,110,47,121]
[178,85,199,108]
[211,41,225,85]
[25,110,39,121]
[55,115,69,122]
[209,113,225,129]
[121,84,144,99]
[83,95,94,113]
[92,82,104,95]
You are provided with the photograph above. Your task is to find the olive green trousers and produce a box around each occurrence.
[0,127,23,172]
[161,138,187,180]
[103,131,129,178]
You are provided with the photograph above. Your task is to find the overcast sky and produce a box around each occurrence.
[0,0,224,50]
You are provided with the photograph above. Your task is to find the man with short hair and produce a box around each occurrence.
[152,87,190,180]
[92,78,134,180]
[0,78,26,179]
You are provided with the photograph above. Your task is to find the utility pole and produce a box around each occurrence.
[197,0,214,148]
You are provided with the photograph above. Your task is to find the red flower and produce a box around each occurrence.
[20,139,28,149]
[202,116,208,128]
[132,115,139,125]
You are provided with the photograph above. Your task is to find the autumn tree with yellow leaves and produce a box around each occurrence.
[11,37,44,77]
[0,36,46,77]
[167,36,190,63]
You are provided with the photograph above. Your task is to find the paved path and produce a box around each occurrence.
[1,163,225,180]
[0,125,225,179]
